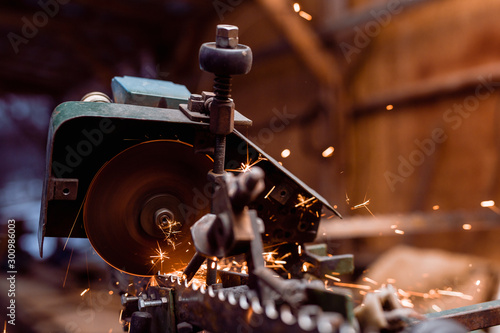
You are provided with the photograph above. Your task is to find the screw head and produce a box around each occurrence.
[216,25,239,49]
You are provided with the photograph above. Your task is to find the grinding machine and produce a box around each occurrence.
[38,25,500,333]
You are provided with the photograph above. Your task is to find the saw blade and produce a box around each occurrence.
[156,274,345,333]
[83,140,213,276]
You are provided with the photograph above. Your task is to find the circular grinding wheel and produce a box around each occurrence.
[83,140,213,276]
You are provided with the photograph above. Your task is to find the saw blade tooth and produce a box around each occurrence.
[177,276,182,285]
[317,315,335,333]
[170,275,176,283]
[217,289,226,301]
[250,296,263,314]
[208,285,216,298]
[265,301,279,320]
[280,304,296,325]
[239,294,249,310]
[184,279,190,288]
[228,291,237,305]
[199,284,206,294]
[298,310,315,331]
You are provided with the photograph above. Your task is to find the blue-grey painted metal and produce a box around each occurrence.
[112,76,191,109]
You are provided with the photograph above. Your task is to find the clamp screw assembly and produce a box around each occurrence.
[199,24,253,174]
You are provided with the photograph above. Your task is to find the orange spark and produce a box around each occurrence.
[264,185,276,199]
[351,199,375,217]
[322,146,334,158]
[363,277,378,285]
[295,194,317,208]
[325,274,341,282]
[226,155,266,173]
[333,282,371,290]
[437,289,473,300]
[150,241,169,274]
[299,11,312,20]
[281,149,291,158]
[432,304,442,312]
[481,200,495,207]
[401,298,414,308]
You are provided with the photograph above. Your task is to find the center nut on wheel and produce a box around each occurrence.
[140,194,183,240]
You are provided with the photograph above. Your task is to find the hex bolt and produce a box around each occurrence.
[121,295,139,306]
[138,297,168,311]
[216,24,239,49]
[213,25,238,104]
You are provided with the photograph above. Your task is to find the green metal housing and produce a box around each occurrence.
[39,77,340,257]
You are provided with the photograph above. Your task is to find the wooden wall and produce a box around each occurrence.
[346,0,500,214]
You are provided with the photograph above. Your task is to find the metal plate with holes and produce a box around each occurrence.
[49,178,78,200]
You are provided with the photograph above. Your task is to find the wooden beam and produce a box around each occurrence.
[316,210,500,241]
[255,0,341,87]
[351,62,500,116]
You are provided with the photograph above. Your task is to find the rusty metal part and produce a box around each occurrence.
[409,319,467,333]
[190,168,264,260]
[424,298,500,331]
[199,24,253,183]
[206,258,218,286]
[83,140,213,276]
[266,243,354,280]
[199,25,252,77]
[47,177,78,200]
[179,91,253,126]
[203,25,245,179]
[355,285,418,332]
[305,252,354,278]
[213,135,226,174]
[176,166,353,331]
[152,273,350,333]
[182,251,206,282]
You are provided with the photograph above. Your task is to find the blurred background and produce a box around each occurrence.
[1,0,500,331]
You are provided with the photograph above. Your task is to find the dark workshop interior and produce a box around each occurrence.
[1,0,500,332]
